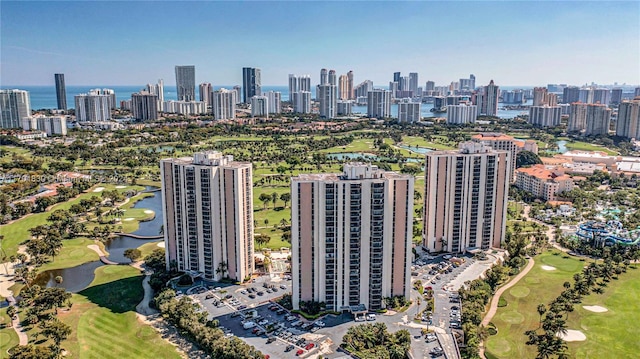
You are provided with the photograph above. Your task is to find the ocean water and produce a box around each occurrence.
[2,85,532,119]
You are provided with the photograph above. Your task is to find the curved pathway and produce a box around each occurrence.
[479,257,535,359]
[481,257,535,327]
[136,273,158,316]
[11,309,28,345]
[86,244,126,265]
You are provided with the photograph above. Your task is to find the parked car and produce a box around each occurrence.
[238,305,247,310]
[296,349,304,356]
[285,345,294,352]
[272,287,278,292]
[314,320,325,327]
[310,326,319,333]
[291,320,303,327]
[257,291,264,296]
[243,322,256,329]
[267,337,276,344]
[276,309,286,315]
[287,315,297,321]
[305,343,315,350]
[259,319,269,326]
[366,314,376,321]
[241,290,248,295]
[248,294,256,299]
[426,334,437,343]
[205,294,214,299]
[280,284,287,289]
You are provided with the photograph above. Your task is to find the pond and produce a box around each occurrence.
[104,186,164,263]
[398,145,433,154]
[33,260,103,293]
[556,140,568,153]
[36,186,164,291]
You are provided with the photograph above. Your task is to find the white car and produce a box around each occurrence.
[443,255,452,260]
[258,319,269,326]
[243,321,256,329]
[366,314,376,321]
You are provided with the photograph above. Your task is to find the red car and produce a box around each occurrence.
[305,343,315,350]
[296,349,304,356]
[264,356,270,359]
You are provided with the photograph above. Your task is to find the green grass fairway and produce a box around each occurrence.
[0,307,19,359]
[563,141,619,155]
[487,251,640,358]
[0,184,145,258]
[400,136,456,150]
[564,266,640,358]
[486,251,584,358]
[58,266,180,359]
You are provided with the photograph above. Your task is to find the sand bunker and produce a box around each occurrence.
[124,218,135,221]
[115,185,127,189]
[144,210,154,214]
[157,242,165,248]
[583,305,608,313]
[541,265,556,271]
[93,187,105,192]
[557,330,586,342]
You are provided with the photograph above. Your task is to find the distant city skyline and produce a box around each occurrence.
[2,1,639,86]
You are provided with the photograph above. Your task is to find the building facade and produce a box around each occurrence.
[318,84,337,119]
[266,91,282,114]
[529,105,562,127]
[398,99,421,122]
[293,91,311,114]
[291,163,413,311]
[470,133,519,181]
[568,102,588,133]
[446,103,478,124]
[242,67,261,103]
[175,66,196,102]
[615,99,640,140]
[212,89,237,120]
[585,104,612,136]
[423,142,510,253]
[23,116,67,136]
[55,73,67,110]
[0,89,31,129]
[199,83,213,107]
[251,95,268,118]
[146,79,164,111]
[131,91,159,121]
[367,90,392,118]
[515,165,574,201]
[74,90,111,122]
[161,152,254,281]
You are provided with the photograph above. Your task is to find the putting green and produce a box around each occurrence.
[500,311,525,324]
[509,286,530,298]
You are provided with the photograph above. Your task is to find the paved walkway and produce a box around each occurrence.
[136,274,158,316]
[478,257,535,359]
[5,296,28,346]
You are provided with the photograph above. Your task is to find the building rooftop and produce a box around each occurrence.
[471,133,516,141]
[293,162,411,181]
[517,164,571,182]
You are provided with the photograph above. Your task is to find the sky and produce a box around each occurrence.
[1,1,639,87]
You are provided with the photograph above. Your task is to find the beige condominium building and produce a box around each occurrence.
[291,163,414,312]
[161,151,254,281]
[423,142,510,253]
[515,164,574,201]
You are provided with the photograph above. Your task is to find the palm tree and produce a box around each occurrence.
[215,261,228,278]
[536,304,547,328]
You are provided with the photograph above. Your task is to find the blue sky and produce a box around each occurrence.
[1,1,639,87]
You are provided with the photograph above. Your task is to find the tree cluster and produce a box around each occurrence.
[155,289,264,359]
[341,322,411,359]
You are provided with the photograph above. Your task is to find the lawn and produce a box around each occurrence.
[564,265,640,358]
[320,138,376,153]
[400,136,456,150]
[563,140,619,155]
[0,307,19,359]
[56,265,181,359]
[486,250,584,358]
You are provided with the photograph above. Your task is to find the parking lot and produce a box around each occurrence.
[175,250,500,359]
